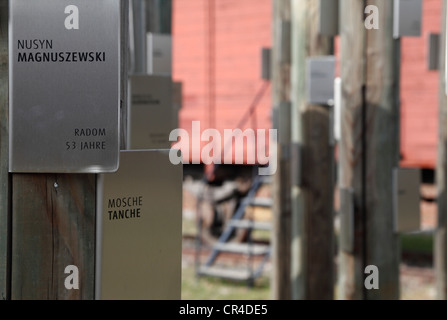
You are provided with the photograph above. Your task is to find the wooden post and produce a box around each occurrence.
[11,174,96,299]
[290,0,334,300]
[146,0,172,34]
[0,0,11,300]
[338,0,400,300]
[338,0,367,300]
[4,1,129,300]
[436,0,447,301]
[271,0,292,300]
[132,0,146,74]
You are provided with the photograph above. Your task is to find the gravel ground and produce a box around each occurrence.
[182,179,439,300]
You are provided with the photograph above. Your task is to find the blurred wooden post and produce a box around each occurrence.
[147,0,172,34]
[338,0,400,300]
[338,0,366,300]
[271,0,292,300]
[132,0,146,74]
[6,1,129,300]
[290,0,334,300]
[0,0,11,300]
[436,0,447,301]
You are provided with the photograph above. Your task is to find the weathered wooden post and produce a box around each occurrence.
[338,0,400,299]
[0,0,10,300]
[290,0,335,300]
[1,0,129,300]
[271,0,292,300]
[436,0,447,301]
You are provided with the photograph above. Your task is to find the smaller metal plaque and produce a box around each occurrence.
[339,188,354,253]
[261,48,271,80]
[319,0,339,36]
[290,143,302,187]
[172,81,183,129]
[128,74,173,149]
[147,33,172,75]
[306,56,336,106]
[393,168,421,233]
[393,0,422,39]
[427,33,440,71]
[96,150,183,300]
[280,21,291,64]
[272,108,279,131]
[279,101,291,145]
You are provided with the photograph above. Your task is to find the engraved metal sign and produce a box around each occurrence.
[96,150,182,300]
[9,0,121,173]
[261,47,271,80]
[147,33,172,75]
[306,56,336,106]
[393,168,421,233]
[290,143,301,187]
[319,0,339,36]
[172,81,183,129]
[339,188,354,253]
[393,0,422,39]
[428,33,440,71]
[128,74,173,149]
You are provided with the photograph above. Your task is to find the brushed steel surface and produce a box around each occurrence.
[128,74,173,150]
[96,150,182,300]
[9,0,121,172]
[306,56,336,106]
[393,168,421,233]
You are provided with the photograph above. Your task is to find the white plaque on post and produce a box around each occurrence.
[96,150,182,300]
[393,168,421,233]
[128,74,173,149]
[9,0,122,173]
[306,56,336,106]
[319,0,339,36]
[147,33,172,75]
[334,77,342,141]
[393,0,422,39]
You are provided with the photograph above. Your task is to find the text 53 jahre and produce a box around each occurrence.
[66,128,106,151]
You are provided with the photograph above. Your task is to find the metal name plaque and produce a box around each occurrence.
[147,33,172,75]
[96,150,182,300]
[319,0,339,36]
[306,56,336,106]
[393,168,421,233]
[393,0,422,39]
[9,0,121,173]
[128,74,173,149]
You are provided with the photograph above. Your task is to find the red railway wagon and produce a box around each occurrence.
[399,0,441,169]
[172,0,441,171]
[172,0,272,168]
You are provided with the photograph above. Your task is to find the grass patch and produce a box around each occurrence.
[400,232,433,255]
[183,217,198,237]
[181,265,271,300]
